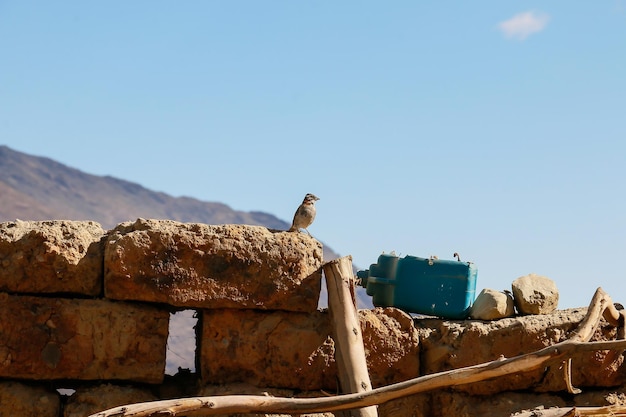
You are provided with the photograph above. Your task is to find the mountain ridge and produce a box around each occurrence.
[0,145,336,259]
[0,145,376,312]
[1,145,289,229]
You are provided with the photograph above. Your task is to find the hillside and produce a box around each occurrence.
[0,146,286,229]
[0,145,336,258]
[0,145,373,362]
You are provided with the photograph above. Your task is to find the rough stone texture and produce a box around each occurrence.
[469,288,515,320]
[431,391,568,417]
[199,307,419,391]
[415,308,626,395]
[0,220,104,295]
[376,392,430,417]
[0,380,60,417]
[105,219,322,312]
[359,307,420,387]
[512,273,559,315]
[0,293,169,383]
[200,309,336,390]
[573,388,626,407]
[63,384,158,417]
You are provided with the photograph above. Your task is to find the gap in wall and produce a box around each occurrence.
[166,310,198,376]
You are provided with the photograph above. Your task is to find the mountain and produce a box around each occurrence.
[0,145,288,230]
[0,144,343,255]
[0,145,373,373]
[0,145,374,301]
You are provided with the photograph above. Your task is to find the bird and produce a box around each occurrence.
[288,193,319,235]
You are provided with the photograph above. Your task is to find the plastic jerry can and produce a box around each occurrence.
[357,253,477,319]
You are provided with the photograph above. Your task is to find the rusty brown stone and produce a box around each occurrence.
[415,308,626,395]
[63,384,158,417]
[200,309,336,390]
[104,219,322,312]
[199,307,419,391]
[0,220,104,296]
[0,380,60,417]
[359,307,419,387]
[377,392,430,417]
[431,391,568,417]
[0,293,169,383]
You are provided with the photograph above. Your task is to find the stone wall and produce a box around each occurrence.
[0,219,625,417]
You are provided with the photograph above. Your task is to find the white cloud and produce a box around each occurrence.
[498,11,550,41]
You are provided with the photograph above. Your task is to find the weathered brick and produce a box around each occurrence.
[63,383,157,417]
[0,380,60,417]
[0,294,168,383]
[199,307,419,390]
[104,219,322,312]
[0,220,104,296]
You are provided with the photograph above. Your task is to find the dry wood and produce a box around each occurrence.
[89,287,626,417]
[324,256,378,417]
[512,404,626,417]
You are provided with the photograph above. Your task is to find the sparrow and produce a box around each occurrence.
[288,193,319,235]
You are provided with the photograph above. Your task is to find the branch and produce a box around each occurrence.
[89,288,626,417]
[513,404,626,417]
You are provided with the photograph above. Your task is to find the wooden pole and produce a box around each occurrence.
[323,256,378,417]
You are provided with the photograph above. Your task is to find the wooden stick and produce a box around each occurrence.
[323,256,378,417]
[512,404,626,417]
[89,288,626,417]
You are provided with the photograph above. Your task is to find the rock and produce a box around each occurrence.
[469,288,515,320]
[431,391,567,417]
[63,384,158,417]
[199,307,419,390]
[359,307,420,387]
[511,273,559,315]
[200,308,336,390]
[0,380,60,417]
[0,220,104,295]
[573,388,626,407]
[0,293,169,383]
[104,219,322,312]
[415,308,626,395]
[377,392,430,417]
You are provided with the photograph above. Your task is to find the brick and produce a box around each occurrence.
[0,380,60,417]
[0,220,104,296]
[0,294,168,383]
[199,307,419,390]
[104,219,322,312]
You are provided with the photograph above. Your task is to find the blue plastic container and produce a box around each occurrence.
[357,254,477,319]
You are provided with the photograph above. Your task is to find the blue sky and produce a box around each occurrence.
[1,2,625,309]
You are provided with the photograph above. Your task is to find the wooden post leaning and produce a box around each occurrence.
[323,256,378,417]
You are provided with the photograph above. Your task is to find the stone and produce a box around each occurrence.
[0,293,169,383]
[63,384,158,417]
[199,307,419,391]
[431,391,567,417]
[0,220,104,295]
[104,219,322,312]
[199,309,336,390]
[512,273,559,315]
[469,288,515,320]
[358,307,419,387]
[377,392,430,417]
[415,308,626,395]
[0,380,60,417]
